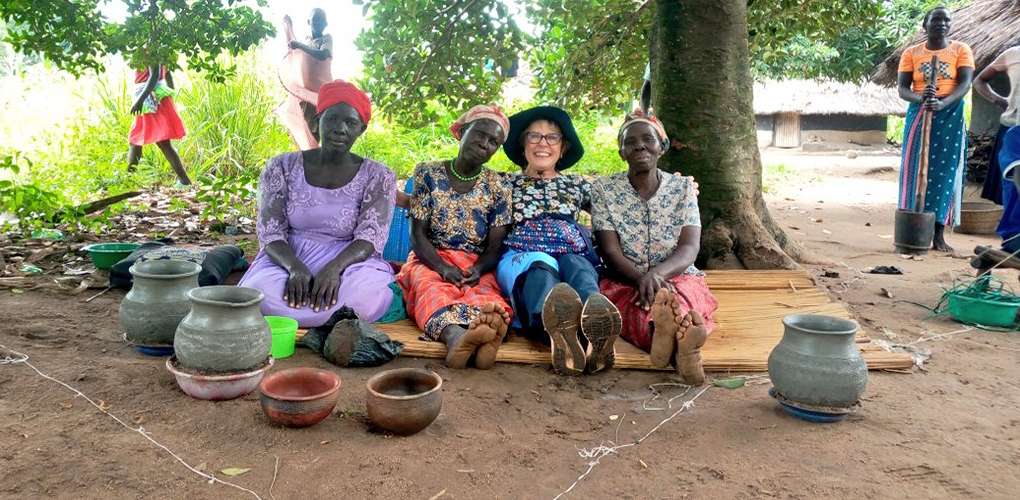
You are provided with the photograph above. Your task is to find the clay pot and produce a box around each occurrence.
[259,368,341,428]
[768,314,868,411]
[365,368,443,435]
[174,286,271,373]
[119,260,201,347]
[166,356,272,401]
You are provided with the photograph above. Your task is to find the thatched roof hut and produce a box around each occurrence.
[753,79,904,116]
[753,79,903,148]
[872,0,1020,86]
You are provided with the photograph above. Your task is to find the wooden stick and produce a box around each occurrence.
[915,55,939,213]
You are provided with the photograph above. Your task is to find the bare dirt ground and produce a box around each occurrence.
[2,150,1019,499]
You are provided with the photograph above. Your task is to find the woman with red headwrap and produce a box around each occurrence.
[396,105,514,369]
[592,111,718,385]
[238,80,397,327]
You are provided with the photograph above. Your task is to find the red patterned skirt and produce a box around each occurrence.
[397,249,513,340]
[129,97,186,146]
[599,274,719,352]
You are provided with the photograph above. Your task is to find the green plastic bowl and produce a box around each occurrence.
[947,293,1020,328]
[83,242,141,270]
[266,316,299,359]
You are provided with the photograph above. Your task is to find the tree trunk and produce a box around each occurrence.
[651,0,809,269]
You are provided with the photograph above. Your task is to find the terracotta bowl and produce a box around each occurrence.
[259,368,341,428]
[365,368,443,435]
[166,356,272,401]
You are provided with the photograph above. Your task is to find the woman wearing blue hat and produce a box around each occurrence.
[496,106,621,376]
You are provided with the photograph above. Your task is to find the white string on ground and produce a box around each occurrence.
[0,343,263,500]
[552,384,712,500]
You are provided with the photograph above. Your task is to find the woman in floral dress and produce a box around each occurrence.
[397,105,514,369]
[496,106,621,375]
[592,111,718,385]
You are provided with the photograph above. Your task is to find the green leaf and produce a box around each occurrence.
[219,467,251,477]
[711,378,746,389]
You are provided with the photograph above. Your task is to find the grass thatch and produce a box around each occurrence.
[754,79,905,116]
[873,0,1020,86]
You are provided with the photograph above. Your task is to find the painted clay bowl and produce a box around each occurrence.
[166,356,272,401]
[365,368,443,436]
[259,368,341,428]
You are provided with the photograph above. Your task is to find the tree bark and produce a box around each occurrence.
[651,0,810,269]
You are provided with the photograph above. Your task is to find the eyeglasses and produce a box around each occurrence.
[523,132,563,145]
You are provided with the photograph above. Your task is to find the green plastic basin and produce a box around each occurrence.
[266,316,299,359]
[83,242,141,270]
[947,293,1020,328]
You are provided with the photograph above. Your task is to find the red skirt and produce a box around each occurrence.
[397,249,512,340]
[599,274,718,352]
[129,97,186,146]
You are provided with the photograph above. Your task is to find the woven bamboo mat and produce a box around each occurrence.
[309,270,913,372]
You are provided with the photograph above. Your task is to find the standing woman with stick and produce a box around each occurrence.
[896,6,974,252]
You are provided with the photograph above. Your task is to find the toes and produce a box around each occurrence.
[690,311,705,326]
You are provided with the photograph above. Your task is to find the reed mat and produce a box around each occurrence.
[303,270,914,372]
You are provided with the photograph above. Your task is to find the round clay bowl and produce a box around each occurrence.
[166,356,272,401]
[259,368,341,428]
[365,368,443,436]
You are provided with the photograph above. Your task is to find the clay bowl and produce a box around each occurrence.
[365,368,443,435]
[166,356,272,401]
[259,368,341,428]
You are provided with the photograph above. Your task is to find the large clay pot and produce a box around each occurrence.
[119,260,201,347]
[174,286,270,373]
[767,314,867,410]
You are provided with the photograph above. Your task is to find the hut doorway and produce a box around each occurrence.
[774,112,801,148]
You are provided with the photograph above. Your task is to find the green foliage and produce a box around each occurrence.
[753,0,971,81]
[0,152,112,233]
[0,0,274,82]
[194,170,258,224]
[354,0,526,125]
[24,53,290,203]
[355,0,975,120]
[0,153,65,231]
[525,0,650,113]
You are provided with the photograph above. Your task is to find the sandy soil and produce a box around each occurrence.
[2,150,1019,499]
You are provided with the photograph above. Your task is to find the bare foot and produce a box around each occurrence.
[932,240,955,253]
[473,303,510,370]
[675,311,709,385]
[541,283,585,375]
[580,293,621,374]
[444,322,496,369]
[649,288,681,367]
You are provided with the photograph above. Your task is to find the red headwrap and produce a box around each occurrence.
[450,104,510,143]
[316,79,372,124]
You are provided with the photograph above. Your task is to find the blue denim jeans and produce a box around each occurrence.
[512,253,599,335]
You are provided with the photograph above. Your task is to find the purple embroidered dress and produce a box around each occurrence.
[238,152,396,327]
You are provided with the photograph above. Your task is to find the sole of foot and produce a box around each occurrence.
[581,293,621,374]
[676,311,709,385]
[649,288,681,368]
[445,321,496,369]
[473,303,510,370]
[541,283,585,376]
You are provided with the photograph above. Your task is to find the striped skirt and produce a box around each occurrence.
[898,99,966,226]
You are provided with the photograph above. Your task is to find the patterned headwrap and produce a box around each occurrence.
[618,109,669,150]
[450,104,510,143]
[317,79,372,124]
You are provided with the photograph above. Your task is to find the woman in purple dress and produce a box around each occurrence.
[238,80,397,327]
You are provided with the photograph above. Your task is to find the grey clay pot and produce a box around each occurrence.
[767,314,868,409]
[174,286,270,373]
[119,260,202,346]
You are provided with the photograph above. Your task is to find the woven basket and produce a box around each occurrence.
[956,201,1002,235]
